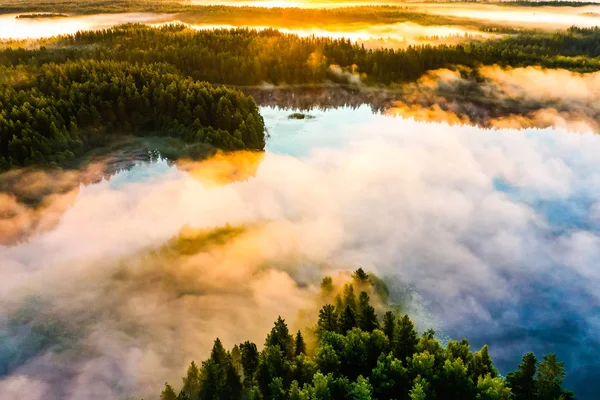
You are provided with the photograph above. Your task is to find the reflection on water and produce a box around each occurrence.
[263,104,384,156]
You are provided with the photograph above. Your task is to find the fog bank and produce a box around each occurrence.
[1,114,599,398]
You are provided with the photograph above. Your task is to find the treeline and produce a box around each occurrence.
[160,269,573,400]
[3,24,600,88]
[0,0,191,15]
[0,60,265,170]
[15,13,68,19]
[0,2,494,27]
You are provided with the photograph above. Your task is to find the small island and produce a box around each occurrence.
[288,112,315,120]
[16,13,69,19]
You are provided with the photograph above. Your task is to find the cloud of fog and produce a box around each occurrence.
[1,113,600,398]
[0,13,175,40]
[328,64,364,85]
[389,65,600,133]
[176,21,495,50]
[410,3,600,29]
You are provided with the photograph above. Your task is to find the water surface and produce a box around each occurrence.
[1,106,598,399]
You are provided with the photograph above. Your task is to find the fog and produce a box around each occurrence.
[0,13,493,48]
[1,111,599,398]
[411,3,600,29]
[167,21,495,49]
[0,13,174,40]
[388,66,600,133]
[189,1,600,28]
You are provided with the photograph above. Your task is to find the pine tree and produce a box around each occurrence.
[160,382,177,400]
[469,345,497,381]
[240,341,259,387]
[339,304,358,333]
[342,283,357,311]
[317,304,339,336]
[181,361,200,400]
[352,268,369,284]
[198,359,220,400]
[396,315,418,361]
[536,354,573,400]
[295,330,306,356]
[506,352,537,400]
[265,316,294,358]
[320,276,334,296]
[382,311,396,341]
[358,291,379,332]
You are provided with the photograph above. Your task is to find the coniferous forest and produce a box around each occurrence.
[158,270,573,400]
[3,23,600,170]
[0,59,265,170]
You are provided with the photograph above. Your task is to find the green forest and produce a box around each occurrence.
[159,269,573,400]
[3,22,600,169]
[0,59,265,170]
[3,24,600,87]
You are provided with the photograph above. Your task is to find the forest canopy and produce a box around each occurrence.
[161,269,573,400]
[0,60,265,170]
[3,23,600,169]
[3,24,600,88]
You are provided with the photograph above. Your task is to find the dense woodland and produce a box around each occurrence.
[3,24,600,88]
[2,22,600,169]
[160,269,573,400]
[0,60,265,169]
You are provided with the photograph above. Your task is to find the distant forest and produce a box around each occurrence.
[161,269,573,400]
[2,24,600,87]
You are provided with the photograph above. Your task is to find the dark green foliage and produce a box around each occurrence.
[507,352,537,400]
[358,291,379,333]
[371,352,409,399]
[317,304,339,337]
[342,283,357,312]
[240,341,259,388]
[382,311,396,342]
[395,314,419,362]
[339,305,357,334]
[265,316,294,359]
[15,13,68,18]
[161,273,572,400]
[352,267,369,283]
[0,59,265,170]
[469,345,497,381]
[294,330,306,357]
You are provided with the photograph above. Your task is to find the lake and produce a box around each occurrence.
[1,105,597,399]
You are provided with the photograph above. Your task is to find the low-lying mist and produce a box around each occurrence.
[0,13,174,40]
[1,114,599,398]
[389,65,600,133]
